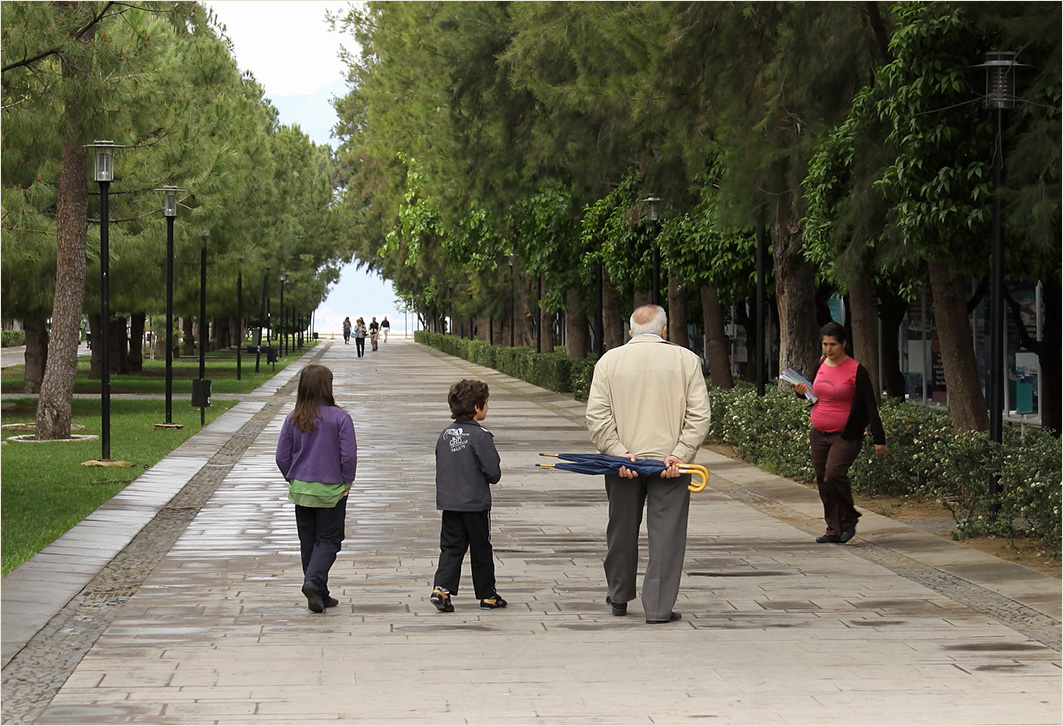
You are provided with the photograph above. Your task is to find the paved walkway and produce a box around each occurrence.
[0,344,91,369]
[2,340,1060,724]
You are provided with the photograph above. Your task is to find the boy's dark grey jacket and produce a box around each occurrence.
[435,419,502,511]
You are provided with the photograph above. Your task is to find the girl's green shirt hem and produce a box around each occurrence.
[287,479,351,508]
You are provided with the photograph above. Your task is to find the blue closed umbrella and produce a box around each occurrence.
[537,453,709,492]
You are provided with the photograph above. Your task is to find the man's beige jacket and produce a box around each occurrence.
[585,334,711,463]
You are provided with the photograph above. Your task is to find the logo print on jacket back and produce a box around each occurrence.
[443,427,468,452]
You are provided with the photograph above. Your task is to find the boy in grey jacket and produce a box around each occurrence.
[430,379,506,612]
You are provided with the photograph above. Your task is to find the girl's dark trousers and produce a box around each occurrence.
[433,509,496,598]
[295,496,347,598]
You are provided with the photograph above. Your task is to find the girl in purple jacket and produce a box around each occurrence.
[276,364,357,612]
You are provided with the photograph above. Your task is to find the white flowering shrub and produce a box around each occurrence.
[708,384,1062,555]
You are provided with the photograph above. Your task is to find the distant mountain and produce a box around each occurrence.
[268,77,348,148]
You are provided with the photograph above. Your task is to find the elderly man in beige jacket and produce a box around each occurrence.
[585,304,711,623]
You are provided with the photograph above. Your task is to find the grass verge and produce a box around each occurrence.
[1,397,236,575]
[0,344,310,395]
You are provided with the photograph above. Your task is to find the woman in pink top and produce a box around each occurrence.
[792,322,886,544]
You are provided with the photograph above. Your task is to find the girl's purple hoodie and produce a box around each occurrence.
[276,405,357,484]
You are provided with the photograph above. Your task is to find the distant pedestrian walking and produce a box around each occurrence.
[380,316,390,342]
[369,317,380,351]
[342,317,352,345]
[353,317,367,357]
[275,364,357,613]
[430,379,507,613]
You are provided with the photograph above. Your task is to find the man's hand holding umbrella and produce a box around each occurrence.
[618,453,683,479]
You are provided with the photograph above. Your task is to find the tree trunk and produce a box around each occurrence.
[129,313,145,372]
[182,317,195,356]
[633,290,651,309]
[877,287,909,400]
[928,261,988,432]
[734,302,755,382]
[88,314,101,379]
[1037,275,1060,434]
[515,271,535,348]
[849,270,880,400]
[111,316,129,374]
[36,133,88,439]
[772,213,821,386]
[667,274,688,348]
[701,285,733,389]
[23,318,49,393]
[215,316,230,352]
[602,269,624,351]
[565,287,589,359]
[539,281,555,353]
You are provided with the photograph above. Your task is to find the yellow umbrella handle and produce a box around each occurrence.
[678,464,710,493]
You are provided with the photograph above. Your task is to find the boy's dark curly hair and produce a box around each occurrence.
[448,379,489,420]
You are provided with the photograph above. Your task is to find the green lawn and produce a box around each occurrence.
[1,398,237,575]
[1,343,312,395]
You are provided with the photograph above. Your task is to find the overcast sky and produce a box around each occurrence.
[208,1,412,337]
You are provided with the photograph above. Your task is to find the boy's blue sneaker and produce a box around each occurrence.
[430,587,454,613]
[479,594,507,609]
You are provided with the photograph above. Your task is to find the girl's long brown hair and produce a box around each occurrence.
[291,364,336,433]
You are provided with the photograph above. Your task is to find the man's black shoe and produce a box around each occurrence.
[839,526,856,543]
[302,585,325,613]
[323,596,339,608]
[606,597,627,616]
[816,534,841,543]
[646,612,682,624]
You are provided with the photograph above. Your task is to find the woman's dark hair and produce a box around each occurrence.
[291,364,336,433]
[448,379,489,420]
[820,321,849,345]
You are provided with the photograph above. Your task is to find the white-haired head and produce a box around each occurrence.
[629,304,667,337]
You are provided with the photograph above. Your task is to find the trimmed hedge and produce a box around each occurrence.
[2,330,26,347]
[415,331,593,399]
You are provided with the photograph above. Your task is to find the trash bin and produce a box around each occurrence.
[191,378,212,408]
[266,347,277,363]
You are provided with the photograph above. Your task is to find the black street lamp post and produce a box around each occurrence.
[155,185,185,429]
[509,254,515,347]
[86,141,122,460]
[279,272,288,357]
[976,51,1024,498]
[255,268,270,374]
[194,229,211,426]
[236,257,243,381]
[595,264,604,357]
[642,196,662,306]
[756,226,767,397]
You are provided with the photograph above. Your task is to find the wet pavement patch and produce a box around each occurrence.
[944,642,1047,652]
[392,624,493,632]
[688,571,791,578]
[848,620,908,627]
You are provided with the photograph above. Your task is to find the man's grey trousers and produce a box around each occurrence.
[603,473,691,621]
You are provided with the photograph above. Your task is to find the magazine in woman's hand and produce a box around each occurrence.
[780,368,818,403]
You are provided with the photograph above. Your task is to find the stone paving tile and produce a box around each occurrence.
[6,340,1061,724]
